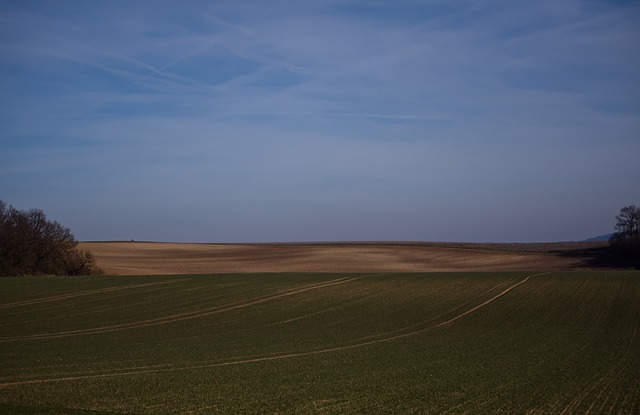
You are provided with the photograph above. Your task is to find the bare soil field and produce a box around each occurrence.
[79,241,608,275]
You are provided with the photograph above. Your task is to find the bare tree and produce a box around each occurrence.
[64,249,99,276]
[0,201,101,276]
[610,204,640,258]
[615,205,640,239]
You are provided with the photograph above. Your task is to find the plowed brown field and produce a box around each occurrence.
[79,241,603,275]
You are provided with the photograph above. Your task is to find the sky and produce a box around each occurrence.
[1,0,639,243]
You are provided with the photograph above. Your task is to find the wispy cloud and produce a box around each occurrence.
[1,0,639,242]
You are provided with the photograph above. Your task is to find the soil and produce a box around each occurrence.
[78,241,608,275]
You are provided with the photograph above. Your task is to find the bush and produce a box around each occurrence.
[0,201,101,276]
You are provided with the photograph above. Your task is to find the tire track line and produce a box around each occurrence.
[0,276,361,342]
[0,283,208,326]
[427,272,545,328]
[0,279,190,309]
[332,274,524,346]
[359,272,546,347]
[0,273,545,387]
[264,304,345,327]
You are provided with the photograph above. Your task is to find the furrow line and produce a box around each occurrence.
[0,273,542,387]
[0,276,360,342]
[0,279,190,309]
[340,274,533,345]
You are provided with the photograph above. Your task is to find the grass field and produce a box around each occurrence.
[1,271,639,414]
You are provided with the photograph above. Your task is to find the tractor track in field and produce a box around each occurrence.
[0,273,546,387]
[264,304,345,327]
[0,276,361,343]
[328,274,526,346]
[0,282,214,326]
[0,279,190,309]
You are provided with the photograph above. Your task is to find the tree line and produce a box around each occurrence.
[0,201,101,276]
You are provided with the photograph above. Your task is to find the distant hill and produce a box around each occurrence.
[583,233,614,242]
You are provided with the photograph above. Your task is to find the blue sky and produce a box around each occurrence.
[1,0,639,243]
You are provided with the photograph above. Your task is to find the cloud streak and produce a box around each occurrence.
[1,0,639,242]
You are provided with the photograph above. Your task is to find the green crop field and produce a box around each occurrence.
[1,271,639,414]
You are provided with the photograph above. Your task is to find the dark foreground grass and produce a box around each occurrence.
[1,271,639,414]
